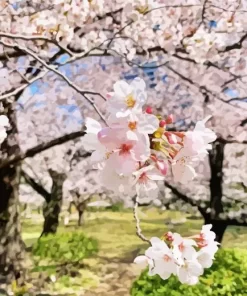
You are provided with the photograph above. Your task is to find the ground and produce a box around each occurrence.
[20,207,247,295]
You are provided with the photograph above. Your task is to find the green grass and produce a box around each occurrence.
[22,208,247,255]
[20,208,247,294]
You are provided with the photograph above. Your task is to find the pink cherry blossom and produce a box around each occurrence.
[98,127,150,175]
[133,164,165,196]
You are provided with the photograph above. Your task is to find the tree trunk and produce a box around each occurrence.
[207,140,227,244]
[204,218,228,244]
[78,210,84,226]
[0,103,25,283]
[0,166,25,283]
[41,170,66,236]
[208,140,226,219]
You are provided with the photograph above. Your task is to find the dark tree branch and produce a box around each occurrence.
[164,181,207,218]
[240,118,247,127]
[21,170,51,202]
[220,32,247,52]
[217,137,247,145]
[227,218,247,227]
[226,96,247,103]
[0,129,86,169]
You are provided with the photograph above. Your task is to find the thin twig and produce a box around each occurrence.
[0,32,74,56]
[4,48,30,83]
[133,194,151,245]
[0,69,49,100]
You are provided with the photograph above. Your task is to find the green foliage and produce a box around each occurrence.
[86,202,128,212]
[131,248,247,296]
[109,202,126,212]
[32,231,98,263]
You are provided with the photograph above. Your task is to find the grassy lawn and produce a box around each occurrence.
[20,208,247,295]
[22,208,247,251]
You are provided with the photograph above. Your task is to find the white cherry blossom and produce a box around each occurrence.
[171,151,198,184]
[108,112,159,141]
[106,78,147,118]
[177,260,203,285]
[172,233,197,260]
[145,237,178,280]
[81,117,108,168]
[133,164,165,196]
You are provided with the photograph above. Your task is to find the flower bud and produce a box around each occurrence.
[159,120,166,128]
[166,114,174,124]
[145,106,153,114]
[164,231,174,242]
[106,92,112,99]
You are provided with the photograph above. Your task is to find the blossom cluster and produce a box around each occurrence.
[134,224,219,285]
[0,115,9,145]
[82,77,217,197]
[1,1,246,63]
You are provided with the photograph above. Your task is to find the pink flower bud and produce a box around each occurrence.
[166,114,174,124]
[159,120,166,128]
[145,106,153,114]
[106,93,112,99]
[164,231,174,241]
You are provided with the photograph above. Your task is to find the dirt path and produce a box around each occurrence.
[83,261,142,296]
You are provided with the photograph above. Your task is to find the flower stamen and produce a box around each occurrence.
[126,94,136,108]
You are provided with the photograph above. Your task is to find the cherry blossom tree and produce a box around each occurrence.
[0,0,247,287]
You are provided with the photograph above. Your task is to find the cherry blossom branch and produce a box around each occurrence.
[101,45,242,112]
[164,63,245,110]
[0,69,49,101]
[0,129,86,169]
[210,4,247,13]
[0,39,107,122]
[145,4,203,15]
[133,194,151,245]
[220,32,247,52]
[0,32,74,56]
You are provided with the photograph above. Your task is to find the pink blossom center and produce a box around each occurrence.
[119,143,133,156]
[197,233,208,248]
[139,172,149,184]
